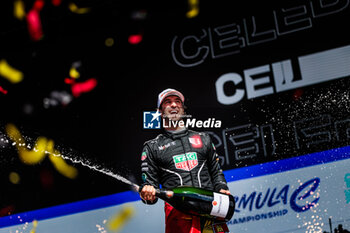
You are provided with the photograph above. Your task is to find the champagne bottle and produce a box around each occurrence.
[137,185,235,222]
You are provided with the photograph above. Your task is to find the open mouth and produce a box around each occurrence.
[164,110,182,119]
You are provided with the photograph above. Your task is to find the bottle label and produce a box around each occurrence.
[210,193,230,218]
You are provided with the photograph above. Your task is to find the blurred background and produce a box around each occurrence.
[0,0,350,232]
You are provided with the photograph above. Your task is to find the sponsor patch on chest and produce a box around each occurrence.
[158,141,176,151]
[173,152,198,171]
[189,135,203,148]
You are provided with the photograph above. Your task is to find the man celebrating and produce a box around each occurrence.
[140,88,230,233]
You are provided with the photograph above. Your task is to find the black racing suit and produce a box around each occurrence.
[140,128,228,204]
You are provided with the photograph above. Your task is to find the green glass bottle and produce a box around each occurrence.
[154,186,235,222]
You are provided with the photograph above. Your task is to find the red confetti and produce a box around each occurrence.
[71,78,97,97]
[128,34,143,44]
[0,205,15,217]
[33,0,45,11]
[293,88,304,100]
[27,9,43,41]
[40,169,54,190]
[51,0,62,6]
[64,77,76,84]
[0,86,8,95]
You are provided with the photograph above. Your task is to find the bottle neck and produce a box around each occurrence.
[135,185,174,200]
[156,189,174,199]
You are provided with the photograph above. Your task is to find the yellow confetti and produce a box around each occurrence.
[30,220,38,233]
[9,172,21,184]
[48,140,78,179]
[19,137,48,164]
[107,205,135,232]
[68,2,91,14]
[14,0,26,20]
[5,123,47,164]
[0,59,24,83]
[49,151,78,179]
[186,0,199,18]
[105,37,114,47]
[49,154,78,179]
[5,123,22,143]
[5,123,78,179]
[69,67,80,79]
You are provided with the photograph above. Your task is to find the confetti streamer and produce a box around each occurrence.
[186,0,199,18]
[26,8,44,41]
[68,2,91,14]
[0,59,24,83]
[13,0,26,20]
[71,78,97,97]
[107,205,135,232]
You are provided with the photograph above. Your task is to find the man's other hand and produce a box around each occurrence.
[140,185,157,202]
[219,189,231,195]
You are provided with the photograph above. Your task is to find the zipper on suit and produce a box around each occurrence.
[179,136,196,186]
